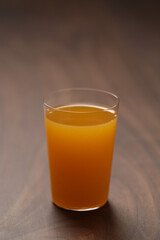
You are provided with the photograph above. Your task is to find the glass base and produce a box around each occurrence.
[52,201,108,211]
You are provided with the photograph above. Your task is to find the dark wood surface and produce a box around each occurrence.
[0,1,160,239]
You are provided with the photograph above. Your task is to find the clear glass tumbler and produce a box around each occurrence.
[43,88,119,211]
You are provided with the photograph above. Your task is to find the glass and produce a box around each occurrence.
[43,88,119,211]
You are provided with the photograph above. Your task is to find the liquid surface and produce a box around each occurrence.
[45,104,117,210]
[46,104,117,126]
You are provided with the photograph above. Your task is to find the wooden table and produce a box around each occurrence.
[0,1,160,239]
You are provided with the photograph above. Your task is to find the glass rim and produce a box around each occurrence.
[43,88,120,113]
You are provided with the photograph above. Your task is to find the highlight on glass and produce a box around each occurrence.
[43,88,119,211]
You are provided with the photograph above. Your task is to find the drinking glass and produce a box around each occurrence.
[43,88,119,211]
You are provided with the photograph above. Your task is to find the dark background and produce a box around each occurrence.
[0,1,160,239]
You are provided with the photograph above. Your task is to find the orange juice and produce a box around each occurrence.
[45,104,117,210]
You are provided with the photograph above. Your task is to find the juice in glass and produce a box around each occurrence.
[44,103,118,210]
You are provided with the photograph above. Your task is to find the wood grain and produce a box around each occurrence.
[0,1,160,239]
